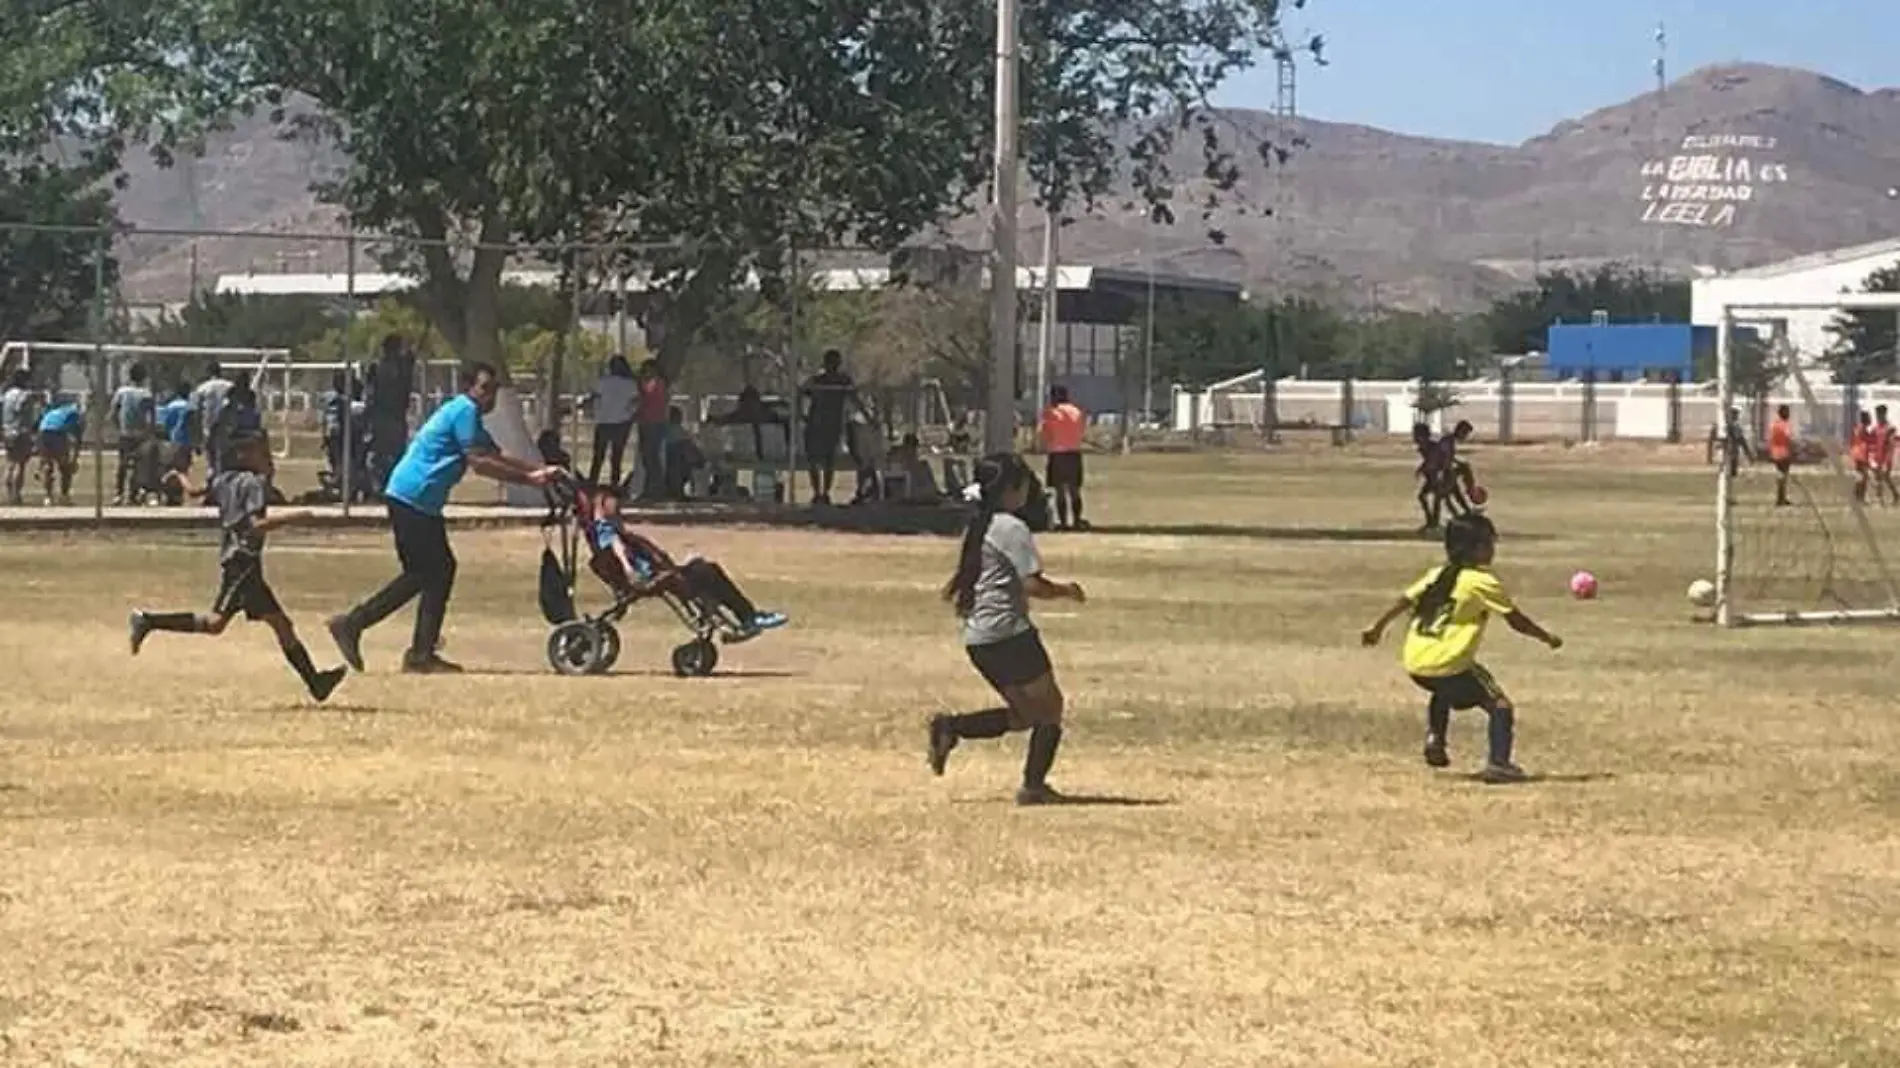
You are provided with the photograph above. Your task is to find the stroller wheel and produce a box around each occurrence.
[592,621,621,674]
[547,619,607,676]
[671,638,719,678]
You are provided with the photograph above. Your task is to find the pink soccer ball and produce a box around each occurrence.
[1569,570,1598,600]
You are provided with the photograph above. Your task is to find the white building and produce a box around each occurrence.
[1690,237,1900,362]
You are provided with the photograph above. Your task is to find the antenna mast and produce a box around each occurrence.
[1650,20,1667,277]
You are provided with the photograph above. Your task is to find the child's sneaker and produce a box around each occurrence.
[1015,783,1067,806]
[128,611,152,656]
[927,716,958,776]
[752,611,788,631]
[1478,761,1528,784]
[1423,735,1449,768]
[308,667,347,703]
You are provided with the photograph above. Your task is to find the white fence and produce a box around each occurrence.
[1172,373,1900,444]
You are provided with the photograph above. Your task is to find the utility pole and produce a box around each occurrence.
[1035,207,1058,416]
[983,0,1021,456]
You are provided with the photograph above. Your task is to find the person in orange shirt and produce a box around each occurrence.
[1038,385,1089,531]
[1851,410,1875,504]
[1875,404,1899,506]
[1766,405,1795,508]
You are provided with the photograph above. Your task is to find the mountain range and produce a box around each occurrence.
[102,62,1900,313]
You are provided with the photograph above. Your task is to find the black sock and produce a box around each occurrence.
[145,611,205,633]
[1486,705,1516,766]
[947,708,1011,739]
[1023,724,1063,788]
[282,641,320,687]
[1426,695,1451,742]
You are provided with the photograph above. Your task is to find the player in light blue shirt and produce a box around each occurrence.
[2,368,40,505]
[157,387,196,505]
[328,363,559,674]
[36,400,85,505]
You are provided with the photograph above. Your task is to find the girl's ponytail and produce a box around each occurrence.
[1413,513,1497,626]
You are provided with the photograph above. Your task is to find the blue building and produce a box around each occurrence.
[1545,323,1714,382]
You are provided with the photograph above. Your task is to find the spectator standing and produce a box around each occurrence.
[800,348,859,505]
[109,363,157,504]
[1039,385,1089,530]
[188,362,234,475]
[633,360,670,500]
[586,355,639,489]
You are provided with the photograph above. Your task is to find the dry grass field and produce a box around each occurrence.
[3,447,1899,1067]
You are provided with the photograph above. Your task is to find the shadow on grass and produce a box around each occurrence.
[450,668,803,681]
[1084,523,1558,545]
[1453,771,1617,786]
[953,793,1175,808]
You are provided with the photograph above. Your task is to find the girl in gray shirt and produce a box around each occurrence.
[929,453,1086,805]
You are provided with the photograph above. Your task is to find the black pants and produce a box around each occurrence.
[636,422,666,499]
[681,558,757,622]
[115,433,148,501]
[348,499,457,659]
[589,421,632,489]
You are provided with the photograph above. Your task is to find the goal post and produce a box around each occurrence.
[1714,293,1900,627]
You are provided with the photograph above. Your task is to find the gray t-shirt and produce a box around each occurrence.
[1,387,34,437]
[112,385,155,434]
[961,512,1041,647]
[189,378,233,445]
[210,469,269,564]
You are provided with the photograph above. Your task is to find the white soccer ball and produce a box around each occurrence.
[1687,579,1717,608]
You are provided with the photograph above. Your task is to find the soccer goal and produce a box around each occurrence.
[1201,368,1277,436]
[1713,293,1900,627]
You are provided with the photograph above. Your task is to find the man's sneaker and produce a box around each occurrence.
[1015,783,1067,806]
[927,717,958,776]
[1073,519,1092,532]
[308,667,347,703]
[1478,761,1528,784]
[401,653,464,675]
[1423,736,1450,768]
[129,611,153,656]
[327,615,365,672]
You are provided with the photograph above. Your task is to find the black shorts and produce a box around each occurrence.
[967,628,1053,691]
[1773,457,1792,475]
[213,557,284,621]
[1046,451,1084,489]
[804,421,843,463]
[37,430,72,460]
[4,432,30,463]
[1410,664,1508,710]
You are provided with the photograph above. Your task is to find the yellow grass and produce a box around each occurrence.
[3,447,1899,1067]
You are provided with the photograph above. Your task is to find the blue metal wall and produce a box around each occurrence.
[1546,323,1711,381]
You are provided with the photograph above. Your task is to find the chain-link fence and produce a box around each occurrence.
[1,223,1186,516]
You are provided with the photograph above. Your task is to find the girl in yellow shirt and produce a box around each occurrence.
[1361,514,1562,782]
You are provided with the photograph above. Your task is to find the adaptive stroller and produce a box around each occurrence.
[536,474,761,677]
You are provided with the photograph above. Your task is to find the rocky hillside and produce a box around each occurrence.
[106,63,1900,312]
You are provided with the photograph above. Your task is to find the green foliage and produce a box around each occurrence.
[1150,298,1489,386]
[1484,264,1690,354]
[139,292,343,351]
[0,161,118,340]
[1824,265,1900,382]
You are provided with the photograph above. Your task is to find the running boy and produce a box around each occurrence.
[1851,410,1875,504]
[1411,423,1443,531]
[1039,385,1089,531]
[128,428,348,702]
[587,482,788,637]
[1767,405,1795,507]
[1360,513,1561,783]
[928,453,1086,805]
[1,369,38,505]
[36,398,84,505]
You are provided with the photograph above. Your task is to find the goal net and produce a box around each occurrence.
[1202,369,1275,434]
[1714,294,1900,626]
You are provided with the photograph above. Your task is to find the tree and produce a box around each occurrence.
[1485,264,1691,354]
[140,292,343,351]
[1148,301,1272,388]
[0,161,118,341]
[1823,265,1900,382]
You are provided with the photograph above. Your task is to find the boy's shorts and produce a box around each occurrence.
[213,556,285,620]
[37,430,72,461]
[1410,664,1508,709]
[5,432,31,463]
[1045,451,1084,489]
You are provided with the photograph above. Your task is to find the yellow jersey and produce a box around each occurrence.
[1400,565,1517,677]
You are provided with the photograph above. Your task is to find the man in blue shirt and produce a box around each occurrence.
[328,363,558,673]
[36,399,84,505]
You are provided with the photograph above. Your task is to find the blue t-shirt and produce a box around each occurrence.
[159,398,192,445]
[39,404,83,435]
[588,520,655,578]
[383,394,493,516]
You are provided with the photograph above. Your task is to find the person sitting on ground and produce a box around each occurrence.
[889,432,942,502]
[586,482,788,638]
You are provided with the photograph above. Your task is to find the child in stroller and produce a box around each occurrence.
[541,475,788,676]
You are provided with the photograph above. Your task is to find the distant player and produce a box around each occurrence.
[35,399,83,506]
[1412,423,1443,531]
[1711,406,1755,479]
[1360,512,1562,783]
[1874,405,1899,506]
[108,363,157,504]
[1767,405,1795,507]
[128,428,348,702]
[928,453,1087,805]
[1038,385,1089,531]
[189,362,235,475]
[156,385,195,505]
[1,369,39,505]
[1851,410,1875,504]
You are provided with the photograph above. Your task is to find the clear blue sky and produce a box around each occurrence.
[1214,0,1900,145]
